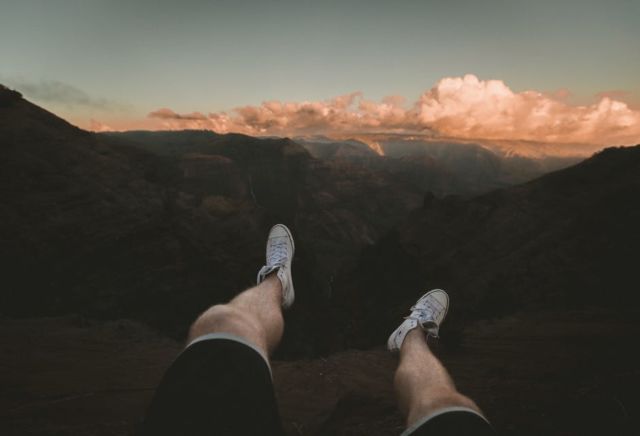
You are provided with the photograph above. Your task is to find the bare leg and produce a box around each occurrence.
[187,274,284,356]
[394,329,483,427]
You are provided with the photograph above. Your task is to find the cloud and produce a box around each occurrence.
[148,92,420,135]
[88,119,114,132]
[147,74,640,146]
[148,108,208,121]
[414,75,640,145]
[1,77,127,111]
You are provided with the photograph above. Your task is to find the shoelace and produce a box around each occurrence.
[267,238,289,267]
[405,302,439,323]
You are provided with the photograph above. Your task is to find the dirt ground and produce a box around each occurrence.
[1,310,638,435]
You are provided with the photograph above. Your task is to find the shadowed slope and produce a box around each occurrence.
[0,88,422,354]
[335,145,640,348]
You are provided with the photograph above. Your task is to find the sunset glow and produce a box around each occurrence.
[2,0,638,154]
[144,75,640,148]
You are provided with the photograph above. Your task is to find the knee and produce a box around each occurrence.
[188,304,251,342]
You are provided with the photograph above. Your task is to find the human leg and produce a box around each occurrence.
[388,290,494,435]
[187,223,295,356]
[187,273,284,356]
[395,329,482,427]
[141,224,295,436]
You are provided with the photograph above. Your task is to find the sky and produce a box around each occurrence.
[1,0,639,146]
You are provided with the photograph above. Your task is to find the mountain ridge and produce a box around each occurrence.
[0,88,422,352]
[331,144,640,349]
[2,85,639,356]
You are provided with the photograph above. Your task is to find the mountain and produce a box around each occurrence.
[3,85,637,356]
[0,86,171,318]
[2,85,639,435]
[0,87,423,352]
[331,144,640,349]
[296,136,581,197]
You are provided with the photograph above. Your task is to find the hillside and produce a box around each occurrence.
[2,86,639,354]
[332,145,640,349]
[296,136,581,197]
[1,85,639,435]
[0,87,423,353]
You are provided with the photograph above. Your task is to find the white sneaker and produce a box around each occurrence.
[387,289,449,352]
[257,224,295,309]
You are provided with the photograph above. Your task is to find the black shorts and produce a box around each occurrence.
[141,335,495,436]
[141,334,284,436]
[403,408,494,436]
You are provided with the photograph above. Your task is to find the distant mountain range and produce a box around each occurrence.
[295,136,581,197]
[1,85,638,356]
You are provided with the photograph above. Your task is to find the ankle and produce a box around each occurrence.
[262,272,283,301]
[401,328,427,353]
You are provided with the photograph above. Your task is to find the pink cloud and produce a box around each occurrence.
[413,75,640,145]
[147,75,640,146]
[148,108,208,121]
[88,118,114,132]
